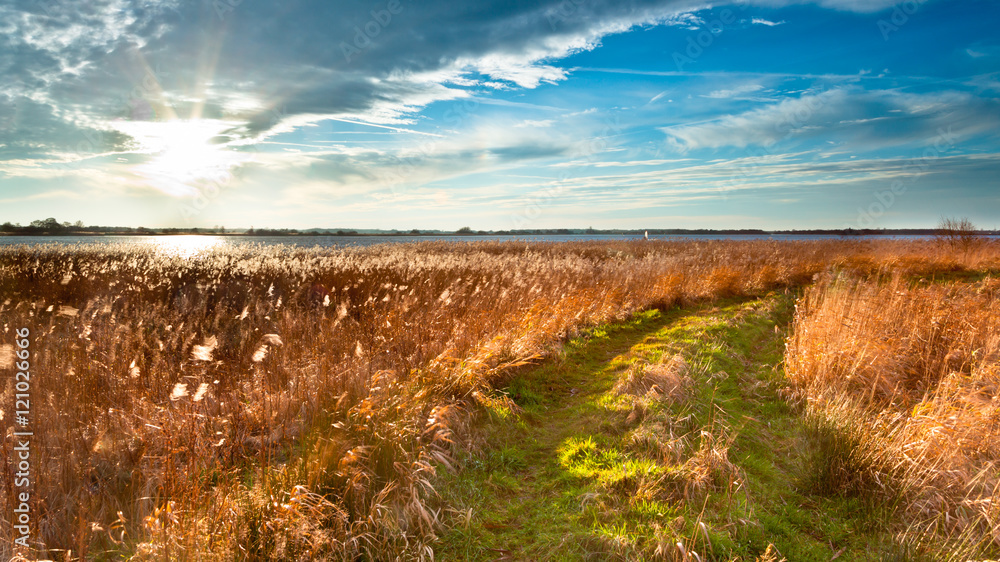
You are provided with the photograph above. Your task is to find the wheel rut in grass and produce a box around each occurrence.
[434,293,899,561]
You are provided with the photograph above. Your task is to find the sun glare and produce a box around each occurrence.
[117,119,247,197]
[147,235,226,257]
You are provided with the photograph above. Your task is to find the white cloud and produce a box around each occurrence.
[751,17,786,26]
[649,91,670,103]
[745,0,923,13]
[664,90,846,151]
[966,45,1000,59]
[662,12,706,30]
[703,84,764,98]
[662,88,1000,153]
[516,119,555,128]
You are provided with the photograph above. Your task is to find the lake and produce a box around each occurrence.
[0,233,948,258]
[0,233,869,246]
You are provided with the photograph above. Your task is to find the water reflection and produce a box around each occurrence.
[148,235,226,257]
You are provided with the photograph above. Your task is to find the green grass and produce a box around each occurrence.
[432,293,921,561]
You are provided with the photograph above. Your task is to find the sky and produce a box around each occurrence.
[0,0,998,230]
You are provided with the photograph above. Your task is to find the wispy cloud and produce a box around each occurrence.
[662,89,1000,153]
[516,119,556,128]
[966,45,1000,59]
[702,84,765,99]
[746,0,925,13]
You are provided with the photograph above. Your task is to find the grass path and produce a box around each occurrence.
[433,293,905,561]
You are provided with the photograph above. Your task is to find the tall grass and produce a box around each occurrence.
[0,238,997,559]
[786,273,1000,558]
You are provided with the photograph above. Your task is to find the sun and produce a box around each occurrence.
[117,119,247,197]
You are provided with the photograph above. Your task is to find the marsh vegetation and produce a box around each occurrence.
[0,238,998,559]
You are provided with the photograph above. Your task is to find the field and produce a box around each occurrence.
[1,239,999,560]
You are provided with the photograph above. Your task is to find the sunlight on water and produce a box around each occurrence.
[147,235,226,257]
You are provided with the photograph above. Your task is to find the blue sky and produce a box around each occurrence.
[0,0,998,230]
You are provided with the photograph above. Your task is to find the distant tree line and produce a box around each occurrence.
[0,218,240,236]
[0,220,782,237]
[1,218,92,235]
[2,218,992,238]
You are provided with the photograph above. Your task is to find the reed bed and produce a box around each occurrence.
[0,237,996,559]
[786,273,1000,558]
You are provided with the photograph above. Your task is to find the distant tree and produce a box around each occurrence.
[1,222,15,233]
[31,217,63,231]
[410,229,420,234]
[456,226,472,234]
[937,216,984,254]
[73,220,84,229]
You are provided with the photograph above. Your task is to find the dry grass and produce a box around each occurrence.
[786,273,1000,557]
[0,237,997,559]
[614,354,690,401]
